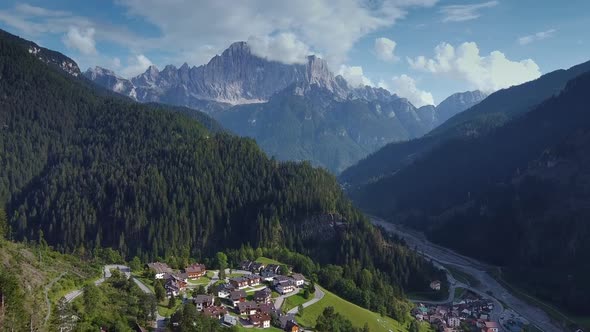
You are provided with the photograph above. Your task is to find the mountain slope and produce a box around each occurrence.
[215,84,433,173]
[0,28,444,323]
[340,61,590,186]
[351,70,590,315]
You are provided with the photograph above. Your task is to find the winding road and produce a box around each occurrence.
[286,285,325,314]
[370,216,563,332]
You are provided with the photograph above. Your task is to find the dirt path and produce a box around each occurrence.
[44,272,67,327]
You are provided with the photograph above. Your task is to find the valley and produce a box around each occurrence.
[370,216,563,332]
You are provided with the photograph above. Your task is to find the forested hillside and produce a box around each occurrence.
[350,71,590,314]
[340,60,590,186]
[0,28,444,323]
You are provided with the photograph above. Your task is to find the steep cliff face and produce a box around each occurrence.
[435,90,487,126]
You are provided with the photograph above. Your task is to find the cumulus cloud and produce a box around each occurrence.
[338,65,374,87]
[408,41,541,92]
[121,54,153,78]
[518,29,556,45]
[248,33,313,64]
[374,37,398,62]
[62,26,97,55]
[440,1,498,22]
[379,74,434,107]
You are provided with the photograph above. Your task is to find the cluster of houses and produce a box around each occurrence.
[412,296,499,332]
[147,262,207,296]
[148,259,305,331]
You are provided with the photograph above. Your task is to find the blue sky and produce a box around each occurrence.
[1,0,588,106]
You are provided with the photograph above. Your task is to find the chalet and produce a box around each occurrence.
[237,301,259,315]
[482,321,499,332]
[165,276,187,296]
[291,274,305,287]
[194,294,214,311]
[275,280,295,294]
[279,314,298,330]
[230,290,247,306]
[241,260,254,271]
[430,280,441,291]
[264,264,281,274]
[218,288,231,299]
[147,262,173,279]
[250,312,271,328]
[251,262,265,273]
[202,306,227,319]
[254,288,272,304]
[223,314,238,326]
[272,275,290,285]
[448,316,461,328]
[245,274,261,286]
[185,263,207,279]
[285,321,300,332]
[260,271,276,281]
[257,303,278,316]
[229,276,249,289]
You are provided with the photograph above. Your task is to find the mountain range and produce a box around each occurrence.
[85,42,486,173]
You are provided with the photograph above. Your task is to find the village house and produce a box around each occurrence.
[238,301,259,315]
[230,290,247,306]
[291,273,305,287]
[448,316,461,328]
[241,260,253,271]
[257,303,278,316]
[275,280,296,294]
[250,312,271,328]
[245,274,261,286]
[279,314,299,331]
[482,321,500,332]
[229,276,250,289]
[164,275,187,296]
[185,263,207,279]
[194,294,214,311]
[260,270,276,281]
[147,262,173,279]
[203,306,227,319]
[430,280,441,291]
[251,262,265,273]
[223,314,238,326]
[254,288,272,304]
[263,264,282,274]
[217,287,231,299]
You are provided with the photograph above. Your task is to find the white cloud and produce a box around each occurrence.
[248,33,313,64]
[114,0,438,66]
[518,29,556,45]
[379,74,434,107]
[440,1,498,22]
[121,54,153,78]
[408,41,541,92]
[14,3,70,17]
[374,37,398,62]
[62,26,97,55]
[338,65,373,87]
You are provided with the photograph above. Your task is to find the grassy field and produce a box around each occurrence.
[282,290,309,312]
[444,264,480,287]
[297,286,408,332]
[255,256,282,265]
[157,297,183,317]
[454,287,466,299]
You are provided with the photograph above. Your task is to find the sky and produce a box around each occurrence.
[0,0,589,106]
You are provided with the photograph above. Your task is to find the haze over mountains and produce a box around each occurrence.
[85,41,486,173]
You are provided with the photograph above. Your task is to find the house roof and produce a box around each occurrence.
[291,273,305,281]
[279,314,297,328]
[254,288,271,298]
[230,290,247,300]
[238,301,258,312]
[203,306,227,317]
[194,294,213,304]
[485,322,499,328]
[185,263,206,274]
[147,262,172,274]
[250,312,271,323]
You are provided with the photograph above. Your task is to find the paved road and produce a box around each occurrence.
[274,287,303,310]
[132,277,166,330]
[287,285,325,314]
[371,217,563,332]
